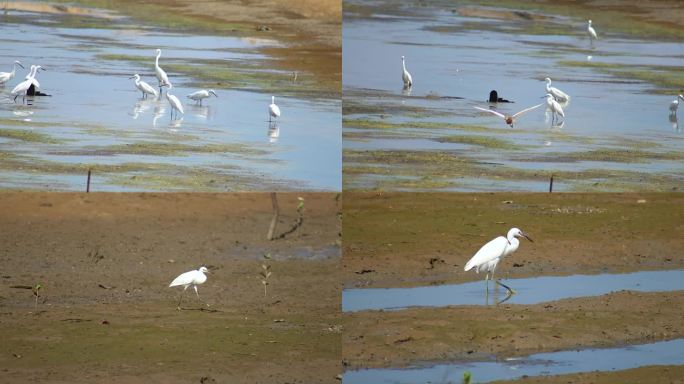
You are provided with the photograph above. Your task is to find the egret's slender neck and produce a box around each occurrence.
[28,66,37,79]
[272,96,275,104]
[155,52,161,67]
[402,59,407,72]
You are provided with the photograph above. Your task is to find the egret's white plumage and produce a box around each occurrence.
[587,20,598,41]
[545,93,565,123]
[669,94,684,115]
[464,228,533,290]
[11,65,42,103]
[165,83,184,119]
[0,61,24,85]
[187,89,218,106]
[401,55,413,87]
[474,104,543,128]
[544,78,570,102]
[129,74,158,99]
[169,266,209,308]
[269,96,281,122]
[154,48,170,93]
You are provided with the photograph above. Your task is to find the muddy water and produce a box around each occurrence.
[343,2,684,191]
[344,338,684,383]
[0,10,340,191]
[343,270,684,312]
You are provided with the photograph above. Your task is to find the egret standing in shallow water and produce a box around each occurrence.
[154,48,170,94]
[587,20,598,43]
[269,96,281,122]
[544,77,570,102]
[0,61,24,85]
[464,228,533,293]
[545,93,565,124]
[129,74,158,99]
[169,266,209,310]
[669,94,684,115]
[165,83,184,120]
[11,65,44,103]
[473,104,542,128]
[187,89,218,106]
[401,55,413,88]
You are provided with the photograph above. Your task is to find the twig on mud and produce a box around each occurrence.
[271,197,305,240]
[267,192,279,240]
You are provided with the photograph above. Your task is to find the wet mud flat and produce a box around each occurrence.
[0,193,341,383]
[342,0,684,192]
[341,192,683,382]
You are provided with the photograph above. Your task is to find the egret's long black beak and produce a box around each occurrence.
[17,63,25,69]
[522,232,534,242]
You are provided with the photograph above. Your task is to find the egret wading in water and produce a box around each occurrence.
[154,48,170,94]
[544,78,570,102]
[473,104,542,128]
[11,65,44,103]
[165,83,184,120]
[401,55,413,88]
[129,74,158,99]
[0,61,24,85]
[169,266,209,310]
[269,96,281,122]
[587,20,598,43]
[187,89,218,106]
[669,94,684,115]
[464,228,533,294]
[544,93,565,124]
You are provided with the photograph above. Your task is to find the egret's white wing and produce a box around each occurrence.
[168,94,184,114]
[0,72,11,83]
[512,103,543,118]
[473,106,506,119]
[550,87,569,101]
[31,78,40,89]
[140,81,158,96]
[270,104,281,118]
[11,79,30,95]
[464,236,508,271]
[169,270,197,287]
[156,66,169,85]
[403,71,413,86]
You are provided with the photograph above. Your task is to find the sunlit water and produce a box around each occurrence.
[344,338,684,383]
[343,2,684,191]
[0,10,340,191]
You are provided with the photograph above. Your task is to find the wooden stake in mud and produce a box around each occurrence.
[267,192,279,240]
[86,169,92,193]
[549,175,554,193]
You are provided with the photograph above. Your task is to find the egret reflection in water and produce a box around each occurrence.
[268,122,280,142]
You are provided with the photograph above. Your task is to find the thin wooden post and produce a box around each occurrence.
[86,169,92,193]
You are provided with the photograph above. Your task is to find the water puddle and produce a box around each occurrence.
[342,1,684,191]
[0,7,340,191]
[344,338,684,383]
[342,270,684,312]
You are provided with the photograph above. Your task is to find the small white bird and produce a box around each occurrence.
[187,89,218,106]
[0,61,24,85]
[587,20,598,42]
[473,104,543,128]
[401,55,413,88]
[11,65,43,103]
[129,74,158,99]
[545,93,565,124]
[544,77,570,102]
[464,228,533,292]
[154,48,170,94]
[269,96,281,122]
[169,266,209,309]
[669,94,684,115]
[165,83,184,120]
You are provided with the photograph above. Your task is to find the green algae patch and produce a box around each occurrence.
[95,142,270,157]
[521,149,684,163]
[0,129,63,144]
[344,118,511,134]
[558,61,684,94]
[437,135,527,150]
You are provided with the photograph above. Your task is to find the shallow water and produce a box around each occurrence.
[342,270,684,312]
[0,9,340,191]
[343,2,684,191]
[344,338,684,383]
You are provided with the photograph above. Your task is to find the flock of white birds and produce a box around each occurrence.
[1,48,283,123]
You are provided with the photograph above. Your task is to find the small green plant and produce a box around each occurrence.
[260,253,272,297]
[462,371,472,384]
[32,284,42,310]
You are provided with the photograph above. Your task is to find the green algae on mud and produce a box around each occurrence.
[0,128,64,144]
[62,142,272,157]
[517,148,684,163]
[343,118,511,134]
[558,60,684,94]
[437,134,528,150]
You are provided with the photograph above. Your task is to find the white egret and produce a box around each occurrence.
[544,93,565,124]
[0,61,24,85]
[11,65,43,103]
[154,48,170,94]
[187,89,218,106]
[464,228,533,293]
[269,96,281,122]
[473,104,542,128]
[169,266,209,309]
[129,74,158,99]
[544,77,570,102]
[587,20,598,42]
[669,94,684,115]
[401,55,413,88]
[165,83,184,120]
